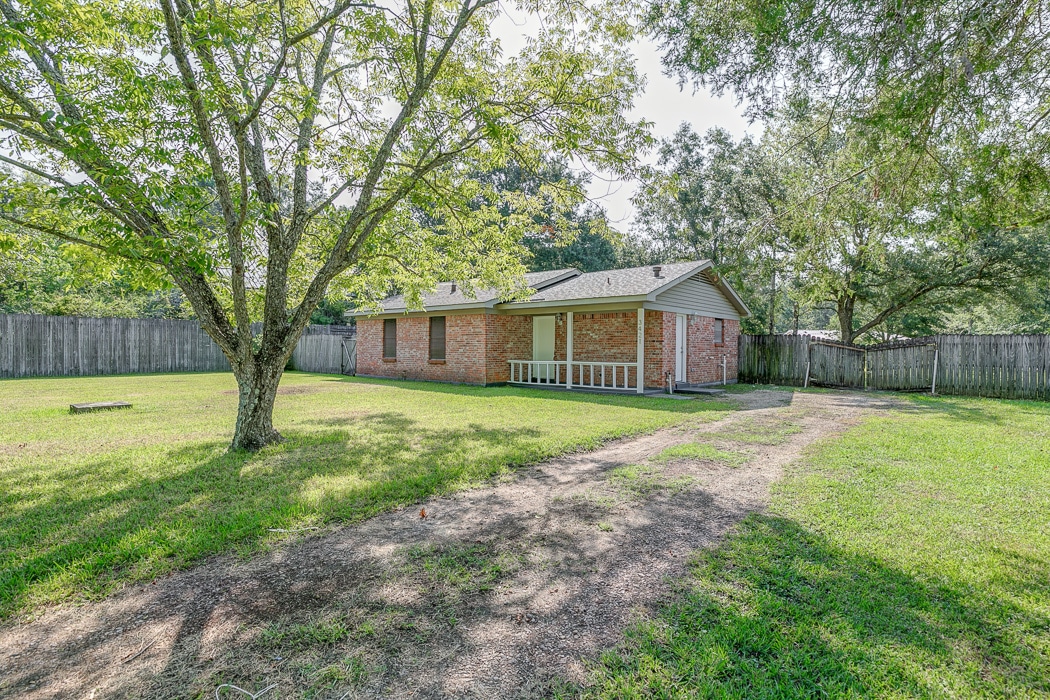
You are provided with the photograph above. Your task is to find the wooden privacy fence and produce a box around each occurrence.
[739,333,1050,400]
[0,313,356,379]
[289,334,356,375]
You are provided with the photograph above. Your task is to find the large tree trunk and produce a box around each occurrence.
[231,361,286,451]
[836,296,856,345]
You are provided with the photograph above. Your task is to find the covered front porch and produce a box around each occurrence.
[506,308,652,393]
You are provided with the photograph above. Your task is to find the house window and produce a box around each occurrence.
[714,318,724,345]
[429,316,446,360]
[383,318,397,359]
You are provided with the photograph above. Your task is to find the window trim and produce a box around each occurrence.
[429,315,446,361]
[713,318,724,345]
[383,318,397,359]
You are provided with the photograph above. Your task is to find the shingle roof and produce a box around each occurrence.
[513,261,710,303]
[348,259,750,316]
[376,268,579,312]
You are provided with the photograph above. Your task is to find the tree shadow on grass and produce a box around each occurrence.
[0,411,548,619]
[309,374,734,415]
[573,515,1050,699]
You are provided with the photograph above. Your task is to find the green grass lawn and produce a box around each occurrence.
[0,372,727,619]
[575,394,1050,698]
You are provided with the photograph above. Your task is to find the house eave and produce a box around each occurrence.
[344,301,491,318]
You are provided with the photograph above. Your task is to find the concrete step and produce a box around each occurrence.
[672,385,726,396]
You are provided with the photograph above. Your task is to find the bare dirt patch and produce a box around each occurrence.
[220,386,322,396]
[0,389,896,699]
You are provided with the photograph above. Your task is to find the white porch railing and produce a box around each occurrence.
[508,360,640,391]
[508,360,566,386]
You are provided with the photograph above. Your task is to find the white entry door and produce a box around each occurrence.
[533,316,556,381]
[675,314,687,383]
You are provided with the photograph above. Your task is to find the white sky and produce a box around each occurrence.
[590,37,757,227]
[492,8,759,230]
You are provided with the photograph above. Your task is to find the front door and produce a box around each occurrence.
[675,314,687,383]
[533,315,556,381]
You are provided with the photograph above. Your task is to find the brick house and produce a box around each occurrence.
[347,261,749,392]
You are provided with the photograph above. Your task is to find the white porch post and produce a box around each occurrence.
[636,307,645,393]
[566,311,574,389]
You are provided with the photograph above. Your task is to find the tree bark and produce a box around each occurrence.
[836,296,856,345]
[230,360,286,451]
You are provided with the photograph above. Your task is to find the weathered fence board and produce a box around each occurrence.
[739,333,1050,400]
[289,334,355,374]
[0,314,357,379]
[737,334,811,387]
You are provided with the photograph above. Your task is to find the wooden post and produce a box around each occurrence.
[566,311,573,389]
[803,338,811,388]
[931,344,939,395]
[636,308,645,393]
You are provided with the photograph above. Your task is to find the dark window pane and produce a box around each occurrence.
[430,316,446,360]
[714,319,724,344]
[384,318,397,358]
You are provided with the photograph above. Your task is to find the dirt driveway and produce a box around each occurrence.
[0,389,895,699]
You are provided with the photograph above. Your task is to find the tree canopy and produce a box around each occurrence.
[0,0,647,447]
[643,0,1050,341]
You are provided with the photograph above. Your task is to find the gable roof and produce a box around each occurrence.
[346,260,749,317]
[507,261,708,304]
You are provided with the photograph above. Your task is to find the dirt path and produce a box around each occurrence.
[0,389,895,699]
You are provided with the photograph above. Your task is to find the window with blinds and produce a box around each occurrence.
[429,316,446,360]
[714,318,724,344]
[383,318,397,358]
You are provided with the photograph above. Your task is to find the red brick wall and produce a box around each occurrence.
[639,310,670,389]
[686,315,740,384]
[571,312,637,362]
[568,311,643,388]
[357,311,739,388]
[355,318,385,378]
[485,314,532,384]
[356,314,488,384]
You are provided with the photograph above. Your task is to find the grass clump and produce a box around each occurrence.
[572,395,1050,698]
[402,542,517,597]
[0,372,727,618]
[654,442,748,466]
[260,617,353,650]
[310,656,368,691]
[608,464,694,499]
[720,416,803,445]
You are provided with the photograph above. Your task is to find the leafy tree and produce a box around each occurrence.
[770,107,1050,344]
[648,0,1050,245]
[648,0,1050,143]
[647,0,1050,341]
[0,197,192,316]
[632,124,789,333]
[468,157,623,272]
[0,0,646,449]
[632,111,1050,342]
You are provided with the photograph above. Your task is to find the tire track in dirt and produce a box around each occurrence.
[0,389,897,699]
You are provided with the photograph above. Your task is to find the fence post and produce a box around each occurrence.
[931,344,939,395]
[803,338,811,388]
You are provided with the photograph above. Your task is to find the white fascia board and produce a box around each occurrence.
[714,278,751,317]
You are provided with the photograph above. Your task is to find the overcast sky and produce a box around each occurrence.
[492,9,759,230]
[591,37,757,227]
